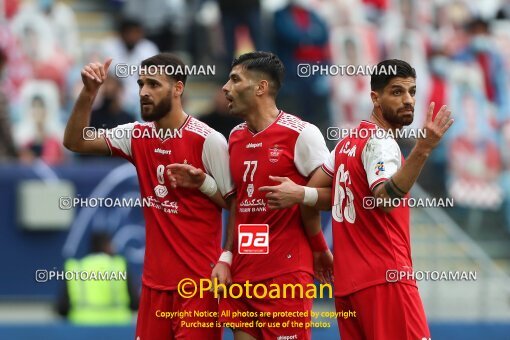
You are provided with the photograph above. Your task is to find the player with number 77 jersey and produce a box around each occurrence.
[168,52,333,340]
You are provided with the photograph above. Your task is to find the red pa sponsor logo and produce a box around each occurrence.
[238,224,269,254]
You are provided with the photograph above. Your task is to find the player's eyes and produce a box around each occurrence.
[393,90,401,95]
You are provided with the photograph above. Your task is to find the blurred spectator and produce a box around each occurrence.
[427,52,450,113]
[90,76,135,130]
[64,42,108,118]
[219,0,262,63]
[454,18,510,126]
[200,88,242,139]
[425,51,450,167]
[501,122,510,230]
[430,2,474,58]
[18,95,64,165]
[273,0,332,134]
[36,0,81,62]
[447,68,503,210]
[121,0,188,53]
[385,31,431,130]
[2,0,20,20]
[329,34,372,128]
[317,0,367,29]
[362,0,389,24]
[0,49,17,162]
[57,232,138,324]
[496,0,510,20]
[10,4,72,91]
[0,24,32,102]
[188,0,224,66]
[102,17,159,118]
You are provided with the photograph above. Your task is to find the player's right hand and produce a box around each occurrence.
[211,262,232,293]
[259,176,304,209]
[166,163,206,189]
[417,102,454,152]
[81,58,113,94]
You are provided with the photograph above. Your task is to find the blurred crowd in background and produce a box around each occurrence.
[0,0,509,231]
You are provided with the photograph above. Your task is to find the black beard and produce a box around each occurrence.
[380,103,413,126]
[141,98,172,122]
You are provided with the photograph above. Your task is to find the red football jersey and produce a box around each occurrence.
[105,116,234,290]
[229,112,329,282]
[322,120,415,296]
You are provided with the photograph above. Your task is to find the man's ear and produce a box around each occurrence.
[174,81,184,97]
[370,90,380,107]
[256,80,269,96]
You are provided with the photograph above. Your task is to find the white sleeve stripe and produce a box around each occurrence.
[223,188,236,199]
[322,164,334,177]
[370,177,388,191]
[105,136,132,159]
[105,122,136,157]
[104,137,113,156]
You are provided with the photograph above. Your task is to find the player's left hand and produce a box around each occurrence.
[166,164,206,189]
[313,249,334,284]
[259,176,304,209]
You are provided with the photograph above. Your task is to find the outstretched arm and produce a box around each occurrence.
[372,103,453,212]
[259,167,333,210]
[63,59,113,155]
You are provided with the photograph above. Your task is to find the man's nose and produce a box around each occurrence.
[403,91,413,105]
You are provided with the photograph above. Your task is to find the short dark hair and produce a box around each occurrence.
[141,53,187,86]
[370,59,416,92]
[231,51,285,97]
[118,17,142,33]
[465,17,489,34]
[90,232,111,253]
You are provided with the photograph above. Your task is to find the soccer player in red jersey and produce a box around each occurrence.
[167,51,333,340]
[222,51,333,340]
[63,53,234,339]
[261,59,454,339]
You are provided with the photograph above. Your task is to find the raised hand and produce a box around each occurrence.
[166,163,206,189]
[416,102,454,152]
[81,58,113,94]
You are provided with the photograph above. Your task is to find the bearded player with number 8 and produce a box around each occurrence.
[63,53,234,339]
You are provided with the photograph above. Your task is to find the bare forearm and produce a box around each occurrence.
[300,204,322,236]
[387,145,430,194]
[373,145,430,211]
[209,190,228,209]
[307,168,333,211]
[223,197,236,251]
[63,88,96,151]
[314,187,332,211]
